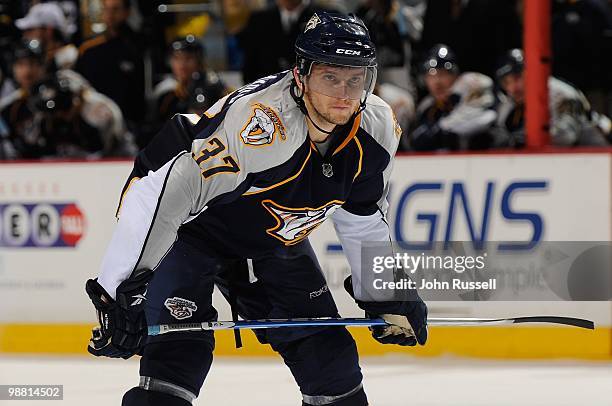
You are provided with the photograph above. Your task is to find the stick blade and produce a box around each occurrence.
[511,316,594,330]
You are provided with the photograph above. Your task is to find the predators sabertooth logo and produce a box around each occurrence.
[262,199,343,245]
[164,297,198,320]
[304,14,321,32]
[240,103,286,146]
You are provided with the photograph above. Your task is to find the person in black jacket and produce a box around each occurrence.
[237,0,330,84]
[76,0,145,128]
[153,36,228,125]
[417,0,521,79]
[552,0,612,117]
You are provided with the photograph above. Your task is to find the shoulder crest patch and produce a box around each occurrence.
[240,103,286,146]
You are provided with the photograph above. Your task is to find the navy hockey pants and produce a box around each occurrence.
[137,238,365,404]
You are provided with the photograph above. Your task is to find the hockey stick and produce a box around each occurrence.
[148,315,594,336]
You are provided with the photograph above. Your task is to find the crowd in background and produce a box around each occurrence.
[0,0,611,159]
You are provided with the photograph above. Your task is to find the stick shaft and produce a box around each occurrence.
[150,318,385,336]
[148,315,594,336]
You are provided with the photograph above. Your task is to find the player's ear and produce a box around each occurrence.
[293,67,305,92]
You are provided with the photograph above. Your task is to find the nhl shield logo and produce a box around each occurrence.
[164,297,198,320]
[322,163,333,178]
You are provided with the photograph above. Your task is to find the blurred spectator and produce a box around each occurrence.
[237,0,329,84]
[15,2,79,71]
[495,49,610,147]
[0,65,15,99]
[76,0,145,128]
[223,0,253,71]
[552,0,612,118]
[223,0,270,34]
[357,0,409,68]
[409,44,498,151]
[151,36,228,135]
[374,82,415,149]
[357,0,425,92]
[0,39,45,159]
[357,0,424,67]
[132,0,172,80]
[54,0,82,44]
[0,0,17,98]
[418,0,521,79]
[24,70,133,159]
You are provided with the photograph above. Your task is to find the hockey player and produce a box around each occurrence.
[495,48,610,147]
[85,12,428,406]
[410,44,498,150]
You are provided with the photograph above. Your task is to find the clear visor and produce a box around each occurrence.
[305,64,377,100]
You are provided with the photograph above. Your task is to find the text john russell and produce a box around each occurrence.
[373,278,497,291]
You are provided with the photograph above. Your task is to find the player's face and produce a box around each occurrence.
[424,69,457,103]
[171,51,200,84]
[303,65,362,126]
[304,86,360,126]
[501,72,525,104]
[13,58,44,90]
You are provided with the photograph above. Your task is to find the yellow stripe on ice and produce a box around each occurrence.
[0,324,610,360]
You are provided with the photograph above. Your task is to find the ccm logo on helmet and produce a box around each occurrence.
[335,49,361,55]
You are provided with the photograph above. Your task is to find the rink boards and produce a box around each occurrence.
[0,151,610,358]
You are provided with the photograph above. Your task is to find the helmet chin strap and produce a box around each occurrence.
[307,115,335,136]
[290,78,363,138]
[290,79,334,136]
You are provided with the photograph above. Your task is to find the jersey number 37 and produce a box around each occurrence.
[193,137,240,179]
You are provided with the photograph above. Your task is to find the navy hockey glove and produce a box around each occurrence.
[85,270,153,359]
[344,276,428,346]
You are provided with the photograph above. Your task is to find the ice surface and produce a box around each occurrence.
[1,356,611,405]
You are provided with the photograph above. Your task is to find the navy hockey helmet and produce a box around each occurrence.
[421,44,459,75]
[295,12,376,72]
[495,49,524,81]
[294,12,377,102]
